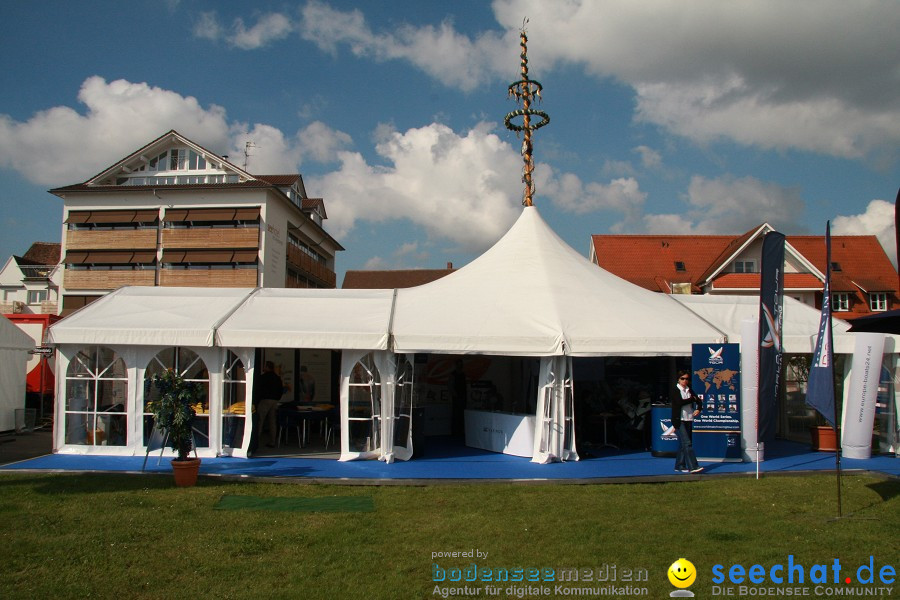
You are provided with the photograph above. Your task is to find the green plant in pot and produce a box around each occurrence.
[150,369,202,486]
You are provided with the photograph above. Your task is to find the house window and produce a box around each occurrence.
[734,260,757,273]
[830,262,842,272]
[27,290,48,304]
[870,292,888,312]
[169,149,187,170]
[832,293,850,312]
[674,261,686,272]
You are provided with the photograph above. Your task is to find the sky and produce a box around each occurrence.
[1,0,898,283]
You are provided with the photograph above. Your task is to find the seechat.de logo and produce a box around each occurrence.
[668,558,697,597]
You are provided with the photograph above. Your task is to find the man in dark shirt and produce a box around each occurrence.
[255,361,284,448]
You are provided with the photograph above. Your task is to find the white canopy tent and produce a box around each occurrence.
[47,287,255,347]
[671,294,872,354]
[393,207,728,356]
[0,314,34,431]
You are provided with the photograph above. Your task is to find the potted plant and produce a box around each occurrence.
[150,369,202,486]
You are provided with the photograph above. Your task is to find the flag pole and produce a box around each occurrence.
[826,222,842,518]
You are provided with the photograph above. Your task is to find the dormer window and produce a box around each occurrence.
[830,262,842,272]
[674,261,686,272]
[870,292,888,312]
[734,259,757,273]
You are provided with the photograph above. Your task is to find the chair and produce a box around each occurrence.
[324,410,340,449]
[276,406,304,448]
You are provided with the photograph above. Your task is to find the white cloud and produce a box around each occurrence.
[832,199,897,266]
[634,145,662,170]
[309,122,523,251]
[288,0,900,161]
[641,175,806,235]
[231,13,293,50]
[298,0,512,92]
[229,121,352,173]
[0,77,231,186]
[0,77,354,186]
[540,167,646,226]
[193,11,293,49]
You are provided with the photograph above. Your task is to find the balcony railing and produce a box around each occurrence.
[66,229,158,250]
[286,245,336,288]
[161,228,259,249]
[64,269,156,290]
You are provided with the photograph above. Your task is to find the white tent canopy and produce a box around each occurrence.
[216,288,396,350]
[46,287,254,347]
[0,314,33,431]
[392,207,727,356]
[671,294,882,354]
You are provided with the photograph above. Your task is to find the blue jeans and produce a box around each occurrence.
[675,421,700,471]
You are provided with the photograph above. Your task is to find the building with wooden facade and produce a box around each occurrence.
[49,131,342,315]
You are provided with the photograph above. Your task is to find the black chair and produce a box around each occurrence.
[276,405,304,448]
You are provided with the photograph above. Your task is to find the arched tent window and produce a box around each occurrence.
[144,347,210,448]
[222,351,247,452]
[341,352,381,459]
[64,346,128,446]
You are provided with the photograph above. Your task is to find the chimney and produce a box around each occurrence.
[447,262,453,269]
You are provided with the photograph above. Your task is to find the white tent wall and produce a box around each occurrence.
[0,314,32,431]
[532,355,578,464]
[53,343,251,458]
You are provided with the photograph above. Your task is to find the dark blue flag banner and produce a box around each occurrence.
[758,231,785,442]
[805,222,835,427]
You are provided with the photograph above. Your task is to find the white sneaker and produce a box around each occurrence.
[690,467,704,474]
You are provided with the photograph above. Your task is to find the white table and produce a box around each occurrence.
[464,409,535,457]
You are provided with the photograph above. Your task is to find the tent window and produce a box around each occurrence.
[222,351,247,451]
[64,346,128,447]
[346,353,380,453]
[144,348,210,449]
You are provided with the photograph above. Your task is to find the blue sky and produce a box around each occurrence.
[1,0,898,282]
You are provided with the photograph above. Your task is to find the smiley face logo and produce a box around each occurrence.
[668,558,697,588]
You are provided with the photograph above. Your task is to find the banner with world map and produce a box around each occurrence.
[691,343,742,461]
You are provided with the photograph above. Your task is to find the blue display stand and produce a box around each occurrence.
[650,404,679,457]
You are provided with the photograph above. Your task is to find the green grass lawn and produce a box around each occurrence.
[0,472,897,599]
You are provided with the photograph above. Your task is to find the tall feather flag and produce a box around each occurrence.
[805,221,835,426]
[805,221,842,517]
[758,230,785,442]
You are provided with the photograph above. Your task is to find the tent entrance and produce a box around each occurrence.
[249,347,341,459]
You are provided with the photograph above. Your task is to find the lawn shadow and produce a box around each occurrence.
[865,477,900,503]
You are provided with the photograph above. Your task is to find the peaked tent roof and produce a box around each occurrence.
[392,207,728,356]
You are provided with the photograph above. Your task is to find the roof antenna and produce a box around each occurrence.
[242,141,258,170]
[504,17,549,207]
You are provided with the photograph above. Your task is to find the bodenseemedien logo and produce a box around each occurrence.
[668,558,697,597]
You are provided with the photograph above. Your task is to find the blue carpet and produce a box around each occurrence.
[2,438,897,481]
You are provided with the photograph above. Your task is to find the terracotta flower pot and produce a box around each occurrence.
[810,426,838,452]
[171,457,202,487]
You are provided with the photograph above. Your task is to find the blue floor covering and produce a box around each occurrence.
[2,438,897,482]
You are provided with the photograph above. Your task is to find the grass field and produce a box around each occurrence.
[0,472,897,599]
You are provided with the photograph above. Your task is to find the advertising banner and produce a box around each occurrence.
[842,332,885,459]
[758,231,785,442]
[691,343,742,461]
[805,222,836,427]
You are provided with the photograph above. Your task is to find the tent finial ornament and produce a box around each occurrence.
[504,19,549,208]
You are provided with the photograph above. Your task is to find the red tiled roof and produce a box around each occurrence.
[592,226,898,319]
[342,268,456,289]
[591,234,735,293]
[710,273,823,290]
[256,174,301,186]
[19,242,61,265]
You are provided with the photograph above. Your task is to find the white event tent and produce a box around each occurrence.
[48,207,877,464]
[0,314,34,431]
